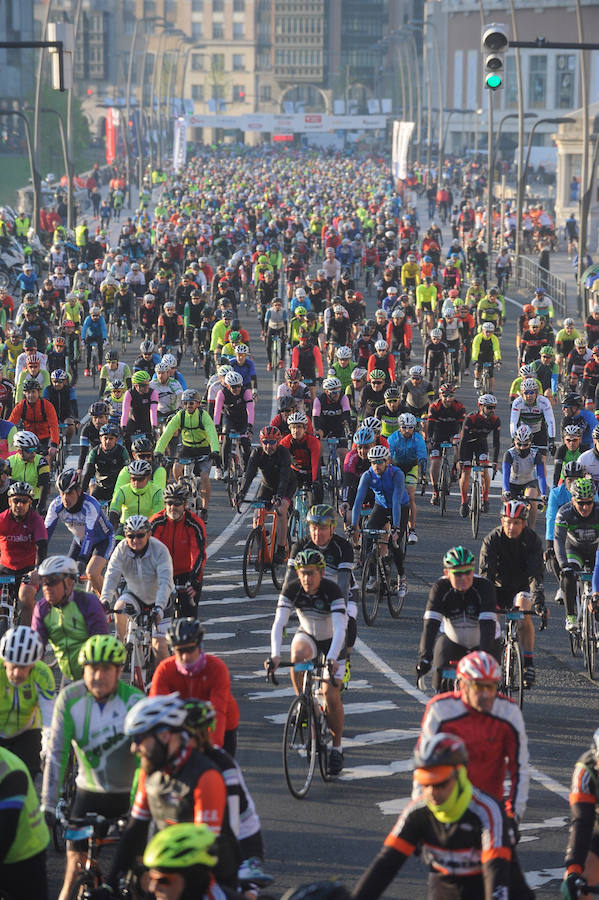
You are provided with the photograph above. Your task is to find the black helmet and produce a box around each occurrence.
[56,468,79,493]
[131,436,154,455]
[414,733,468,770]
[279,395,297,412]
[166,617,205,648]
[562,393,583,408]
[89,401,110,417]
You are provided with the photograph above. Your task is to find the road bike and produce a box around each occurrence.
[287,483,311,545]
[114,602,155,693]
[499,609,525,709]
[569,567,592,661]
[0,575,18,638]
[62,813,138,899]
[269,330,284,377]
[469,462,491,539]
[88,341,99,389]
[448,344,463,386]
[190,327,201,375]
[240,500,288,598]
[576,568,599,679]
[475,360,493,396]
[267,657,333,799]
[224,432,246,507]
[359,528,404,626]
[323,437,342,508]
[437,442,454,516]
[52,749,77,853]
[119,315,129,354]
[178,457,203,516]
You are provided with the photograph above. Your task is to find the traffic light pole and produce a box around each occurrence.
[487,91,495,278]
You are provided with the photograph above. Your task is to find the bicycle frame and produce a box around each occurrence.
[122,606,154,692]
[0,575,17,636]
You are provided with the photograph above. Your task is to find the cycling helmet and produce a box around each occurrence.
[90,400,110,416]
[398,412,417,428]
[23,379,41,393]
[528,317,540,328]
[478,393,497,406]
[564,318,575,327]
[481,322,495,333]
[563,425,583,438]
[562,460,586,481]
[50,369,68,383]
[37,555,77,578]
[287,412,308,426]
[154,360,170,374]
[0,626,43,666]
[353,427,375,446]
[336,346,352,360]
[78,635,127,667]
[23,337,37,349]
[443,546,475,570]
[293,549,326,569]
[183,698,216,733]
[131,436,154,454]
[540,345,555,357]
[456,651,501,683]
[164,301,176,312]
[123,514,151,534]
[593,424,599,442]
[502,499,529,520]
[391,308,405,319]
[228,331,241,343]
[413,733,468,783]
[439,383,455,396]
[56,468,79,493]
[124,692,187,737]
[306,504,337,527]
[374,339,388,352]
[143,822,218,871]
[218,365,232,377]
[162,354,178,369]
[286,367,301,382]
[99,423,121,438]
[409,365,424,378]
[140,340,155,354]
[351,367,367,380]
[562,393,583,407]
[384,385,401,401]
[163,481,190,503]
[574,337,587,348]
[260,425,281,442]
[368,369,386,382]
[281,884,351,900]
[224,371,243,387]
[362,416,382,434]
[279,396,297,412]
[294,306,307,317]
[323,377,342,392]
[234,343,249,355]
[519,364,534,378]
[430,328,443,340]
[106,349,119,362]
[367,444,390,461]
[13,431,39,450]
[128,459,152,478]
[166,617,205,648]
[521,378,538,394]
[442,303,455,318]
[571,478,594,501]
[90,306,102,316]
[513,424,533,446]
[181,389,200,404]
[132,370,151,385]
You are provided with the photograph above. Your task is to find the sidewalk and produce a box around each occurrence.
[543,245,581,319]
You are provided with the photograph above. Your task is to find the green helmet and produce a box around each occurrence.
[572,478,594,501]
[229,330,241,343]
[306,504,337,527]
[539,345,554,356]
[143,823,218,871]
[78,634,126,667]
[443,546,475,571]
[294,548,326,570]
[132,369,151,384]
[369,368,386,381]
[183,698,216,733]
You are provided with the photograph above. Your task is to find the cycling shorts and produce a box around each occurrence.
[508,479,538,496]
[0,564,33,582]
[68,789,130,851]
[256,474,297,505]
[290,631,346,681]
[458,441,489,465]
[176,445,212,474]
[113,592,170,635]
[68,535,113,563]
[399,463,418,485]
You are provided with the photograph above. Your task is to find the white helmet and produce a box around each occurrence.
[323,377,342,392]
[217,365,232,376]
[431,328,443,339]
[367,444,390,461]
[123,514,151,534]
[514,424,533,445]
[477,393,497,406]
[528,317,540,328]
[336,346,352,360]
[374,339,388,351]
[0,626,43,666]
[563,317,575,327]
[521,378,538,393]
[409,365,424,378]
[13,431,39,450]
[224,371,244,387]
[362,416,382,433]
[154,361,170,374]
[38,555,78,578]
[351,367,367,380]
[481,322,495,333]
[399,412,417,428]
[442,303,454,317]
[162,353,177,367]
[287,411,308,426]
[124,692,187,737]
[234,344,249,354]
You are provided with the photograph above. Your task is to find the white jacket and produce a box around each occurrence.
[100,536,174,612]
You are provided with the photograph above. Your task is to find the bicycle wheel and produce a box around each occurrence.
[386,554,404,619]
[360,549,381,626]
[287,509,300,545]
[271,544,288,592]
[439,456,450,517]
[585,601,596,679]
[470,480,480,539]
[68,868,100,900]
[502,639,524,709]
[226,455,240,507]
[316,706,332,783]
[283,696,316,799]
[243,528,265,598]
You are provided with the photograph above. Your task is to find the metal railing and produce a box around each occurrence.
[513,255,568,317]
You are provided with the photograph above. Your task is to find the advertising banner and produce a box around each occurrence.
[392,121,414,180]
[173,117,187,172]
[105,108,116,164]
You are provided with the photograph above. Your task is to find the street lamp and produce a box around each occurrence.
[519,117,575,218]
[438,107,476,163]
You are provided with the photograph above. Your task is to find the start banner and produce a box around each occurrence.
[186,113,387,133]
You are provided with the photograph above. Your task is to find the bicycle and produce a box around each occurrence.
[266,656,333,799]
[323,437,342,508]
[270,331,284,378]
[62,813,136,899]
[240,500,288,597]
[119,315,129,353]
[437,442,453,517]
[448,345,463,387]
[178,457,202,515]
[0,575,18,638]
[499,609,525,709]
[577,568,599,679]
[287,483,311,545]
[469,462,491,539]
[52,749,77,853]
[568,566,592,660]
[224,432,246,508]
[114,602,155,693]
[359,528,404,626]
[190,327,201,375]
[475,360,493,396]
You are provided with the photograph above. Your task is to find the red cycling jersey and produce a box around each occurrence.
[0,508,47,571]
[150,508,206,586]
[280,432,321,481]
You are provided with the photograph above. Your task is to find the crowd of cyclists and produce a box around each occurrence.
[0,145,596,899]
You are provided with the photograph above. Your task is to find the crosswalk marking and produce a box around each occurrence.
[343,728,420,748]
[339,758,414,781]
[247,680,372,702]
[199,595,275,607]
[377,797,412,816]
[202,613,272,625]
[202,632,236,641]
[264,700,397,725]
[201,583,243,593]
[220,644,286,656]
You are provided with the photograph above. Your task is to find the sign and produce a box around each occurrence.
[172,116,187,172]
[105,108,116,164]
[273,134,293,142]
[392,120,414,180]
[187,113,388,133]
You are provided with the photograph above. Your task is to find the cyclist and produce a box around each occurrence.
[151,359,183,428]
[578,425,599,491]
[109,458,164,531]
[415,275,438,333]
[8,378,59,462]
[81,422,130,502]
[351,734,512,900]
[263,297,287,371]
[388,412,427,544]
[100,514,173,659]
[42,369,78,442]
[234,425,294,564]
[501,423,548,530]
[0,744,50,900]
[0,482,47,626]
[290,327,324,397]
[350,445,408,598]
[158,301,184,364]
[360,368,389,420]
[0,626,55,778]
[5,430,51,513]
[267,548,348,777]
[561,393,596,451]
[476,285,505,333]
[479,500,546,687]
[77,400,110,473]
[471,321,501,393]
[330,345,356,393]
[142,822,231,900]
[428,384,465,504]
[562,728,599,899]
[280,411,322,502]
[151,482,207,614]
[532,344,559,401]
[416,546,500,690]
[14,353,51,403]
[341,425,376,521]
[519,316,555,366]
[386,307,412,370]
[120,369,159,446]
[278,368,312,416]
[45,469,114,595]
[98,348,132,396]
[400,365,434,426]
[556,318,581,371]
[213,370,254,475]
[423,328,448,386]
[374,384,403,438]
[81,305,107,377]
[134,338,161,376]
[555,478,599,633]
[458,394,501,518]
[31,553,108,685]
[41,634,142,900]
[510,378,556,457]
[546,459,588,600]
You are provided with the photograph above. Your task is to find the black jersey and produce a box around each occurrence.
[420,575,497,659]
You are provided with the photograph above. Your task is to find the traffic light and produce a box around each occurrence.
[482,23,509,90]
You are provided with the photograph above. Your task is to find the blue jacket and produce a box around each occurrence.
[290,295,312,315]
[388,430,428,469]
[352,464,409,527]
[545,483,571,543]
[231,358,257,388]
[81,315,107,341]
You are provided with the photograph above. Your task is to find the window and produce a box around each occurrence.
[191,53,205,71]
[529,55,547,109]
[191,22,203,39]
[212,53,225,71]
[257,50,270,70]
[233,54,245,70]
[191,84,204,101]
[192,0,203,9]
[260,84,272,101]
[213,0,224,10]
[233,22,244,39]
[234,0,245,9]
[556,54,575,109]
[213,22,224,39]
[211,83,225,100]
[232,84,246,102]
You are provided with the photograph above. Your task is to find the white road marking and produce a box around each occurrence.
[264,700,397,725]
[377,796,412,816]
[220,644,285,656]
[339,758,414,781]
[524,868,564,889]
[199,594,277,607]
[201,583,243,593]
[200,632,236,641]
[247,680,372,701]
[202,612,273,625]
[343,728,421,749]
[529,765,570,802]
[519,815,568,832]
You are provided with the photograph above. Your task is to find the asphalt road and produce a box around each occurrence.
[42,222,589,899]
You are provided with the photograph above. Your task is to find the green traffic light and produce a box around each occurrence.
[486,73,503,89]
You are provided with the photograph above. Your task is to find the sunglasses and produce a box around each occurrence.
[261,439,277,445]
[10,496,31,504]
[523,391,537,396]
[41,575,64,586]
[126,531,148,539]
[371,380,384,386]
[565,437,580,441]
[174,644,199,654]
[483,405,497,410]
[165,500,184,507]
[468,682,498,692]
[577,500,594,507]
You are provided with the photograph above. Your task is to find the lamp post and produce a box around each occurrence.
[0,112,39,229]
[438,107,475,163]
[66,0,83,229]
[158,31,185,168]
[495,111,537,159]
[136,19,166,192]
[519,117,575,215]
[148,27,170,173]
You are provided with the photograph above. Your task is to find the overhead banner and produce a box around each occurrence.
[392,121,414,180]
[187,113,388,133]
[172,117,187,172]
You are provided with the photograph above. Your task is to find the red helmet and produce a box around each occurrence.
[523,304,535,316]
[354,291,364,302]
[259,425,281,443]
[448,289,459,298]
[502,499,529,520]
[285,367,301,382]
[456,651,501,683]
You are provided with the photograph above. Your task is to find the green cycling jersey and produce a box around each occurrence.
[0,659,55,739]
[0,747,49,863]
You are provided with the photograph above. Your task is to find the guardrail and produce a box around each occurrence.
[513,255,568,317]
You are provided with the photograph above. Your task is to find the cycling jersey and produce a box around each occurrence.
[110,480,164,524]
[479,525,545,608]
[367,352,396,383]
[81,443,130,497]
[420,576,497,658]
[510,396,555,441]
[279,433,321,481]
[45,492,114,561]
[99,362,131,387]
[502,446,547,493]
[291,343,324,381]
[120,387,159,432]
[204,743,261,845]
[8,397,59,447]
[0,508,47,570]
[352,465,407,528]
[312,392,351,437]
[388,430,427,470]
[400,378,434,414]
[213,387,254,432]
[6,453,49,502]
[42,679,143,811]
[0,747,49,864]
[150,509,206,587]
[0,659,55,739]
[471,333,501,363]
[150,376,182,416]
[271,576,347,661]
[565,748,599,874]
[42,385,77,422]
[519,327,554,364]
[238,445,294,500]
[555,502,599,570]
[100,536,174,614]
[508,376,542,399]
[427,399,466,446]
[32,590,109,681]
[459,413,501,464]
[156,407,219,454]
